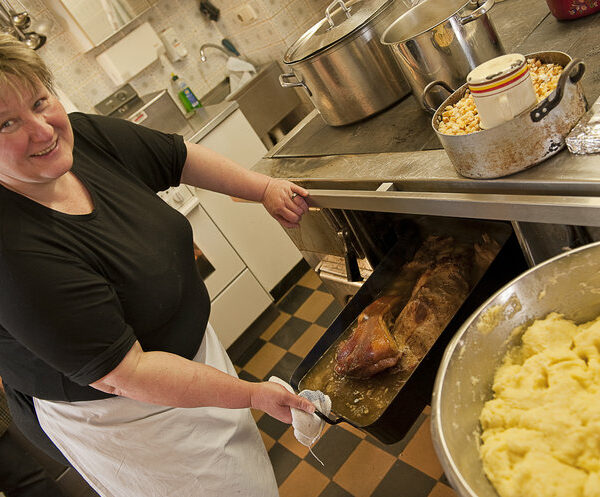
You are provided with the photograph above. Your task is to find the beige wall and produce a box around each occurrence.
[24,0,330,113]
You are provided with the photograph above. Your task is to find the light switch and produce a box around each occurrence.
[235,4,258,25]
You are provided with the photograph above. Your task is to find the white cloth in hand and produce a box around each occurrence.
[268,376,331,447]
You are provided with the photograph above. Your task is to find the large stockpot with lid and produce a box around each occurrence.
[381,0,504,112]
[431,51,587,179]
[279,0,411,126]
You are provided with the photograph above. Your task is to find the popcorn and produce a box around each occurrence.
[438,59,563,136]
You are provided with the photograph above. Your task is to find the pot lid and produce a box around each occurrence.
[467,53,527,85]
[284,0,391,64]
[381,0,469,45]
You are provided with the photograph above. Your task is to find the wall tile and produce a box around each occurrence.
[20,0,45,16]
[272,8,299,40]
[36,0,327,113]
[33,8,63,41]
[262,0,289,17]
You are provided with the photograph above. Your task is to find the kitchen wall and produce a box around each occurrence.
[24,0,330,113]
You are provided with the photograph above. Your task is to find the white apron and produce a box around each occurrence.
[33,324,278,497]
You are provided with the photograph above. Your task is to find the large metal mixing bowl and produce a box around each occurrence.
[431,241,600,497]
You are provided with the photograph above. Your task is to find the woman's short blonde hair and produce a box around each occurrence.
[0,33,54,95]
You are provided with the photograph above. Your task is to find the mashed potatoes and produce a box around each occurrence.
[480,312,600,497]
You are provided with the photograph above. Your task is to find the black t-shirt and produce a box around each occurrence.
[0,113,211,403]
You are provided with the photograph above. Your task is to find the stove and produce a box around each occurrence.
[270,93,442,158]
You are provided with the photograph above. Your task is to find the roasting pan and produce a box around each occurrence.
[291,217,525,444]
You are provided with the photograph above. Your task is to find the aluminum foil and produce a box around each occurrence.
[566,95,600,154]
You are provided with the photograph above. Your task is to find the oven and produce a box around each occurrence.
[259,6,600,441]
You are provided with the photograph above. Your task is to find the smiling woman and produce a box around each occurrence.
[0,32,314,497]
[0,88,82,210]
[0,45,75,203]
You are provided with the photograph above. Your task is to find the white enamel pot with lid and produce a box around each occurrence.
[279,0,411,126]
[466,53,538,129]
[381,0,504,113]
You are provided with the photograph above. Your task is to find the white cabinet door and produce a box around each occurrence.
[185,204,245,299]
[194,109,302,292]
[210,269,272,348]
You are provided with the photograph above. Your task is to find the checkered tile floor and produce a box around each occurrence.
[228,270,458,497]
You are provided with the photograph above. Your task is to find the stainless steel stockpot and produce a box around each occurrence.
[431,51,587,179]
[381,0,504,111]
[431,240,600,497]
[279,0,411,127]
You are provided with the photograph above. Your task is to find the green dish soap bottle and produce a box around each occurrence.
[171,73,202,113]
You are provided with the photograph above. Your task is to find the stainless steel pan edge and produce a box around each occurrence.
[431,241,600,497]
[291,218,517,443]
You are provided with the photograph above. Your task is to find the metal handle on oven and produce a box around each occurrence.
[305,189,600,228]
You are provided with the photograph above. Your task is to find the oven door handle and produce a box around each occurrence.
[305,189,600,227]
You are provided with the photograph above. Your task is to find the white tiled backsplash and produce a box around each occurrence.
[27,0,330,113]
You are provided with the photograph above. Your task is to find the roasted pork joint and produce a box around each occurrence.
[394,255,472,372]
[334,296,403,379]
[334,236,473,380]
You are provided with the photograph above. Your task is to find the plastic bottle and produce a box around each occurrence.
[171,73,202,113]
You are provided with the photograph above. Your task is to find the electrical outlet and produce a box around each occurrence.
[235,3,258,25]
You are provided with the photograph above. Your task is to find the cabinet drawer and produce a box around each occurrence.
[210,269,272,348]
[185,204,245,299]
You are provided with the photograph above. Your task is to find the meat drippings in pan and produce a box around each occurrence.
[301,234,499,426]
[334,236,472,379]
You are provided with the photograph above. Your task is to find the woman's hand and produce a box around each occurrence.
[261,179,309,229]
[250,382,315,424]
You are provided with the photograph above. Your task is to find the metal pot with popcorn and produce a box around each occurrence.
[428,51,587,179]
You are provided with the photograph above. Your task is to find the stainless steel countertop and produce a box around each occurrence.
[266,0,599,158]
[251,0,600,226]
[185,100,239,143]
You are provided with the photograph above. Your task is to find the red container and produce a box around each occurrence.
[545,0,600,19]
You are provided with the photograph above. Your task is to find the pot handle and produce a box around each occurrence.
[279,73,312,97]
[325,0,352,28]
[460,0,495,24]
[422,80,456,114]
[530,58,585,123]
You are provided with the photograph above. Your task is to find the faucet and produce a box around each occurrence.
[199,43,231,62]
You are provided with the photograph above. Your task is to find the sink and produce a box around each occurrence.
[199,61,301,145]
[200,78,231,106]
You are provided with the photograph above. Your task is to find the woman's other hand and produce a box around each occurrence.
[250,382,315,424]
[261,179,309,229]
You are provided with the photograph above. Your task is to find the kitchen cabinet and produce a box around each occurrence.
[160,184,272,348]
[192,108,303,294]
[47,0,152,51]
[161,106,304,347]
[184,199,245,300]
[209,270,272,349]
[185,201,271,348]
